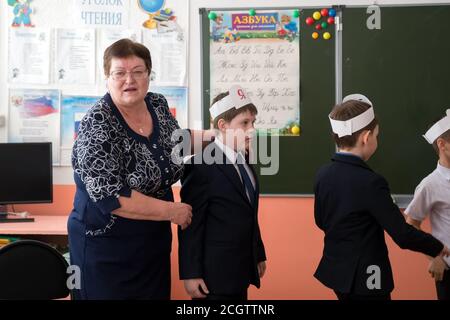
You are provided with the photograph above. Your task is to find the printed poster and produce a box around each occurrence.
[210,10,300,136]
[8,89,61,164]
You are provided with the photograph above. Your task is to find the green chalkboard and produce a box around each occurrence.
[342,6,450,195]
[200,8,336,195]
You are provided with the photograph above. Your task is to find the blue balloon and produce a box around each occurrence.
[328,8,336,17]
[138,0,165,13]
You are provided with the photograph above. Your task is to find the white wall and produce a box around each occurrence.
[1,0,449,184]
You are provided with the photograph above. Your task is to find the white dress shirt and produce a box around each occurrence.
[405,162,450,266]
[214,137,256,202]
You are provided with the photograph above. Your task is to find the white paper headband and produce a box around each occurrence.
[210,85,252,120]
[423,109,450,144]
[329,94,375,137]
[342,94,373,107]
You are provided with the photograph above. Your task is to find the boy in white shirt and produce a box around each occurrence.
[406,109,450,300]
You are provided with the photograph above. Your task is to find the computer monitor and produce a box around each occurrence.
[0,142,53,205]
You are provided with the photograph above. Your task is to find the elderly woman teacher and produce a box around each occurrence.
[68,39,206,299]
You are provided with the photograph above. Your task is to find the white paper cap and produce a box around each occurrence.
[329,94,375,137]
[210,85,253,120]
[423,109,450,144]
[342,94,373,107]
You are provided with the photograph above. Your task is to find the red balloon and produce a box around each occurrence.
[315,24,322,30]
[327,17,335,24]
[306,17,314,25]
[321,8,329,17]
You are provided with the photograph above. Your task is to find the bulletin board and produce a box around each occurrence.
[4,0,189,166]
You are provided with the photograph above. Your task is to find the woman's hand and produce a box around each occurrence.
[169,202,192,229]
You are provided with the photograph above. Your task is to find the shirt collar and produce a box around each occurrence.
[436,162,450,182]
[336,151,363,160]
[214,136,239,164]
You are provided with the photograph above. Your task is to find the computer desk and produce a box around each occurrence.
[0,215,69,251]
[0,215,68,235]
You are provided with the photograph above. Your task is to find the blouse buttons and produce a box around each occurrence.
[165,179,169,185]
[165,168,169,173]
[160,155,164,161]
[152,144,157,149]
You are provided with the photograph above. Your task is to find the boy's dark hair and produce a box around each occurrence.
[211,92,258,129]
[103,38,152,77]
[329,100,378,148]
[428,117,450,155]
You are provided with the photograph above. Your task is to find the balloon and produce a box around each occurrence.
[312,32,319,39]
[293,9,300,18]
[327,17,335,24]
[208,12,217,20]
[315,24,322,30]
[305,17,314,25]
[249,9,256,16]
[321,8,329,17]
[291,125,300,135]
[313,11,321,20]
[323,32,332,40]
[138,0,165,13]
[321,22,328,29]
[329,8,336,17]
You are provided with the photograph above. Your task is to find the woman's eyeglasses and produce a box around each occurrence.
[110,69,148,81]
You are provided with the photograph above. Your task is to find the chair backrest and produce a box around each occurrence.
[0,240,69,299]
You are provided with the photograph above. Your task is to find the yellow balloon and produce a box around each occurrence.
[291,125,300,135]
[312,32,319,39]
[313,11,321,20]
[323,32,331,40]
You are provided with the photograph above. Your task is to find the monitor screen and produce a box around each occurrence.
[0,142,52,204]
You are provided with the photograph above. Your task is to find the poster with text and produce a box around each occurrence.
[210,10,300,136]
[56,28,96,84]
[8,89,60,164]
[143,28,187,87]
[8,28,50,84]
[74,0,130,28]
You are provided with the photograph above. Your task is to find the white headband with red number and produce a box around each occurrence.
[423,109,450,144]
[210,85,252,120]
[329,94,375,137]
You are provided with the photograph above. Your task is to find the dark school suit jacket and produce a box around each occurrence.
[178,147,266,295]
[314,153,444,295]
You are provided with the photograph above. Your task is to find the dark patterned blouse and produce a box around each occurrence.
[68,92,184,299]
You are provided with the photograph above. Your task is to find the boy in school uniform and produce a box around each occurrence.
[405,109,450,300]
[314,94,449,300]
[178,85,266,300]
